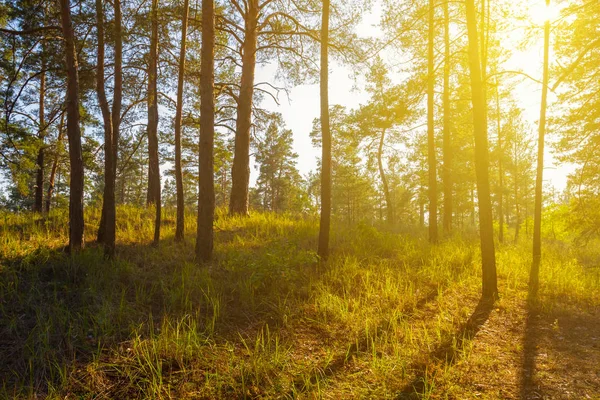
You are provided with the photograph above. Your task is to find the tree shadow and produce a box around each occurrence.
[519,290,600,399]
[396,296,495,399]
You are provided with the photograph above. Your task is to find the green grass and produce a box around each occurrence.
[0,207,598,399]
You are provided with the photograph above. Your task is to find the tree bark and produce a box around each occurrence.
[59,0,85,252]
[147,0,161,245]
[195,0,215,262]
[442,0,452,234]
[229,0,258,216]
[46,113,64,213]
[465,0,497,300]
[317,0,331,261]
[34,60,45,213]
[530,0,551,294]
[377,129,393,224]
[174,0,189,242]
[427,0,438,244]
[513,138,520,244]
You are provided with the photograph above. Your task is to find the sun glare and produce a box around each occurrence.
[529,0,561,25]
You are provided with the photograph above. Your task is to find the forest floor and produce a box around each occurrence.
[0,207,599,399]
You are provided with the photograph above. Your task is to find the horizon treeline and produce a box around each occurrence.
[1,0,598,297]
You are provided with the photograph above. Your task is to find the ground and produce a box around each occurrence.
[0,207,599,399]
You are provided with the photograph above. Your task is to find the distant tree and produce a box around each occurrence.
[254,113,303,212]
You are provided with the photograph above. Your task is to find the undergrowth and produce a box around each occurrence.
[0,207,598,399]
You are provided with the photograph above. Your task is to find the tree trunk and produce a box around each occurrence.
[59,0,85,252]
[317,0,331,261]
[34,61,45,213]
[46,113,65,213]
[195,0,215,262]
[513,139,520,244]
[174,0,189,242]
[496,81,504,244]
[530,0,551,294]
[442,0,452,234]
[465,0,497,299]
[377,129,393,224]
[427,0,438,243]
[147,0,161,245]
[96,0,117,257]
[229,0,258,216]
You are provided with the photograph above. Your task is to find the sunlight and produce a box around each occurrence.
[529,0,561,25]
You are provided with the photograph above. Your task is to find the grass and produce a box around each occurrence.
[0,206,599,399]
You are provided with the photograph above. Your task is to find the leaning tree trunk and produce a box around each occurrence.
[317,0,331,261]
[46,113,64,213]
[442,0,452,234]
[427,0,438,243]
[229,0,258,216]
[59,0,85,252]
[34,60,45,213]
[174,0,189,242]
[377,129,393,224]
[465,0,498,300]
[530,0,551,295]
[195,0,215,262]
[147,0,161,245]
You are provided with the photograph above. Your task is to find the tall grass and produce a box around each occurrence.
[0,207,598,398]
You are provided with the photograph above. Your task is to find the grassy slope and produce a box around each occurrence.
[0,207,599,399]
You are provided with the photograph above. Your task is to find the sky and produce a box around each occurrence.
[254,0,574,191]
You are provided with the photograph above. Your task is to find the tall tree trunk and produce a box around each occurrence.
[442,0,452,234]
[34,60,45,213]
[495,81,504,244]
[465,0,497,300]
[59,0,85,252]
[229,0,258,216]
[317,0,331,261]
[195,0,215,262]
[174,0,189,242]
[427,0,438,243]
[46,113,65,213]
[377,129,393,224]
[513,139,520,244]
[530,0,551,294]
[96,0,117,257]
[147,0,161,245]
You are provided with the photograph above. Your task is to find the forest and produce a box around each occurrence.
[0,0,599,397]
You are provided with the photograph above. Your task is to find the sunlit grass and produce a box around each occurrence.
[0,207,598,398]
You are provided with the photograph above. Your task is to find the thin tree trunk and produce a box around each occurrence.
[442,0,452,234]
[59,0,85,252]
[513,139,520,244]
[174,0,189,242]
[496,81,504,244]
[229,0,258,216]
[317,0,331,261]
[46,113,65,213]
[427,0,438,243]
[195,0,215,262]
[377,129,393,224]
[34,60,45,213]
[530,0,551,294]
[148,0,161,245]
[96,0,117,256]
[465,0,497,299]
